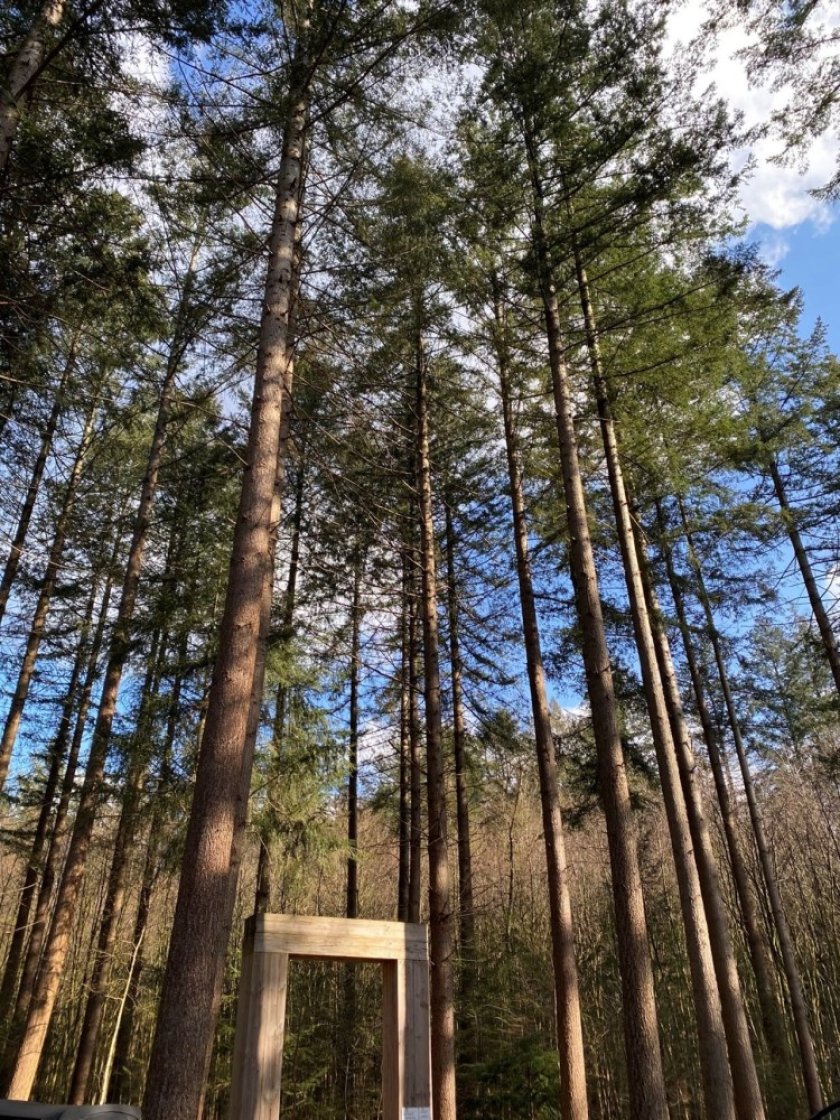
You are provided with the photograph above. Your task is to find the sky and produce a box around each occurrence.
[664,0,840,350]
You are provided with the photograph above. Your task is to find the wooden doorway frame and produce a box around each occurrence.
[229,915,432,1120]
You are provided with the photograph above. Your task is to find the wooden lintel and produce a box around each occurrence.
[252,913,428,962]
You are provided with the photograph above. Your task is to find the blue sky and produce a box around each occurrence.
[750,216,840,351]
[665,2,839,351]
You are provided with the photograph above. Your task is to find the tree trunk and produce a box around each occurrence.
[656,499,795,1118]
[0,0,66,175]
[397,552,411,923]
[408,555,423,927]
[0,394,95,791]
[255,438,308,914]
[0,575,97,1031]
[347,556,363,921]
[524,123,667,1120]
[0,346,75,630]
[633,522,765,1120]
[769,457,840,695]
[0,538,117,1088]
[68,624,169,1104]
[104,808,161,1105]
[492,273,588,1120]
[443,504,475,969]
[677,494,824,1114]
[415,331,457,1120]
[141,51,309,1120]
[569,236,741,1118]
[6,269,188,1100]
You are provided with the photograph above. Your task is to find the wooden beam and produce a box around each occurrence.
[229,920,288,1120]
[230,915,431,1120]
[382,958,432,1120]
[255,914,427,962]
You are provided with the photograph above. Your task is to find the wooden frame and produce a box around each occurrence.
[229,915,432,1120]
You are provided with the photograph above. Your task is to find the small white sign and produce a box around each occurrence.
[402,1110,431,1120]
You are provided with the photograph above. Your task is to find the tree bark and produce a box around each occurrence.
[634,524,765,1120]
[0,394,95,791]
[397,552,412,922]
[408,554,423,927]
[443,503,475,970]
[0,345,75,630]
[255,446,308,914]
[415,331,457,1120]
[524,122,668,1120]
[0,536,117,1088]
[677,495,824,1114]
[347,555,363,921]
[656,499,795,1118]
[569,235,741,1119]
[141,47,309,1120]
[0,0,66,175]
[0,574,97,1034]
[492,273,588,1120]
[67,625,169,1104]
[6,264,187,1100]
[769,457,840,695]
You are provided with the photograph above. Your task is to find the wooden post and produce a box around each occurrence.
[229,915,431,1120]
[229,917,289,1120]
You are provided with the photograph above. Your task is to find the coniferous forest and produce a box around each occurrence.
[1,2,839,1118]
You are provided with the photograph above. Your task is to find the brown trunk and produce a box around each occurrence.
[254,209,309,920]
[397,553,411,923]
[0,575,97,1026]
[769,457,840,695]
[415,332,457,1120]
[104,806,161,1105]
[677,495,824,1114]
[408,558,423,927]
[141,48,309,1120]
[524,123,667,1120]
[492,274,588,1120]
[569,239,738,1118]
[68,625,170,1104]
[633,521,765,1120]
[656,501,795,1117]
[0,540,117,1087]
[0,395,94,791]
[0,0,66,175]
[443,504,475,965]
[0,346,75,631]
[6,266,188,1100]
[347,557,362,921]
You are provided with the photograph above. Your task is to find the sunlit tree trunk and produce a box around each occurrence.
[141,40,310,1119]
[0,575,97,1029]
[443,504,475,974]
[569,234,743,1119]
[0,535,117,1086]
[416,330,457,1120]
[492,272,588,1120]
[6,268,190,1101]
[769,457,840,695]
[68,622,170,1104]
[0,395,95,790]
[0,346,75,630]
[656,498,795,1118]
[0,0,67,175]
[524,122,667,1120]
[677,494,823,1115]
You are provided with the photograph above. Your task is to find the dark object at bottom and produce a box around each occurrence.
[812,1104,840,1120]
[0,1104,140,1119]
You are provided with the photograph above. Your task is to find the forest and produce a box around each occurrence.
[1,1,839,1118]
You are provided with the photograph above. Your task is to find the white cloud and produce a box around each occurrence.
[664,0,839,233]
[755,231,791,267]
